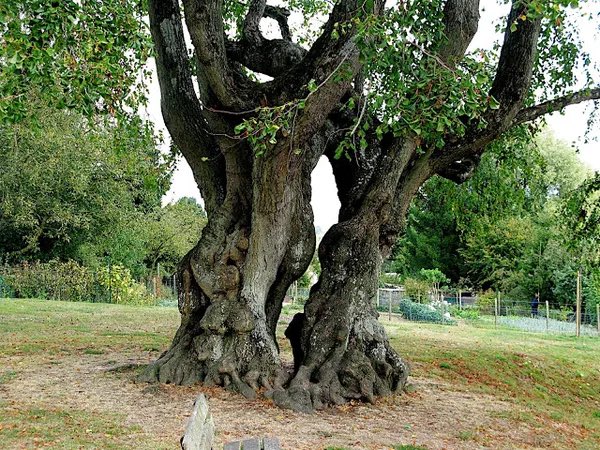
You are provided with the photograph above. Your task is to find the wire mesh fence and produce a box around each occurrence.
[377,289,600,337]
[2,262,599,336]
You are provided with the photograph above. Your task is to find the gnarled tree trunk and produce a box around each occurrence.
[141,0,599,412]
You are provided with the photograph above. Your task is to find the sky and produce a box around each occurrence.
[151,2,600,232]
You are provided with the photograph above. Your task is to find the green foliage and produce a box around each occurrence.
[0,0,151,122]
[0,260,153,305]
[449,306,480,320]
[0,99,173,274]
[419,268,449,286]
[392,130,594,308]
[475,290,496,314]
[335,0,502,155]
[96,264,154,306]
[143,197,207,274]
[1,260,94,302]
[398,298,455,325]
[583,270,600,325]
[402,277,430,301]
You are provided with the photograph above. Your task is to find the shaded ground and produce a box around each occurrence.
[1,299,599,449]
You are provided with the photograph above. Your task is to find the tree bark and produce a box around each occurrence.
[139,147,318,396]
[143,0,599,412]
[274,218,409,412]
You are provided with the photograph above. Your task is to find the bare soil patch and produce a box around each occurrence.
[1,349,578,449]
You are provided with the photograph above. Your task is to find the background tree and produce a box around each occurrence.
[143,197,208,274]
[391,129,592,305]
[0,99,171,276]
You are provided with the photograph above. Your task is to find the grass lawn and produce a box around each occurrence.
[385,318,600,446]
[1,298,599,449]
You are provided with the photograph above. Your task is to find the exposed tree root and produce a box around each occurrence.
[272,311,409,412]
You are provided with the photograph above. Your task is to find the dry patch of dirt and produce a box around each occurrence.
[1,349,580,449]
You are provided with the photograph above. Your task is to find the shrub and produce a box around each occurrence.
[96,265,155,306]
[476,289,496,314]
[449,305,480,320]
[0,260,154,305]
[398,298,455,324]
[0,274,14,298]
[1,260,93,301]
[403,277,430,301]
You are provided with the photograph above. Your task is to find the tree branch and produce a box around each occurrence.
[513,87,600,126]
[242,0,267,45]
[148,0,226,216]
[182,0,256,110]
[264,5,293,42]
[438,0,480,64]
[433,0,543,181]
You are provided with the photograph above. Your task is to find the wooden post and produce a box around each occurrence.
[173,274,177,299]
[458,289,462,309]
[576,270,581,337]
[294,281,298,304]
[388,291,392,321]
[156,263,162,298]
[545,300,549,333]
[496,291,502,315]
[376,288,380,309]
[494,295,498,329]
[596,303,599,333]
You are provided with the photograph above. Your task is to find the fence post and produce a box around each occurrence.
[545,300,549,333]
[376,288,380,309]
[458,289,462,309]
[596,303,599,334]
[388,290,392,322]
[494,294,498,329]
[173,274,177,300]
[576,269,581,337]
[156,263,162,299]
[498,291,501,316]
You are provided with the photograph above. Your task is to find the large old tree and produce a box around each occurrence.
[136,0,599,411]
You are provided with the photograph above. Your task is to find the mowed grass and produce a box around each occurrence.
[385,319,600,447]
[0,298,180,449]
[0,298,179,358]
[1,298,600,448]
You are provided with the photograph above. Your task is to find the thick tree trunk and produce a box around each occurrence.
[140,142,319,397]
[273,218,409,412]
[139,218,286,397]
[272,136,423,412]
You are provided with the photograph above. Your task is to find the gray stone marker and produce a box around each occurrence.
[180,394,280,450]
[180,394,215,450]
[262,437,281,450]
[240,438,261,450]
[223,437,280,450]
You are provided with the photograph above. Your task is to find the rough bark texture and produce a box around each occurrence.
[143,0,599,411]
[273,220,409,412]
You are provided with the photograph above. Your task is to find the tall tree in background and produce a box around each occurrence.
[0,101,171,273]
[394,129,592,303]
[138,0,600,412]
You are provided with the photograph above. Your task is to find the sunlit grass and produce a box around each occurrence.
[1,298,599,448]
